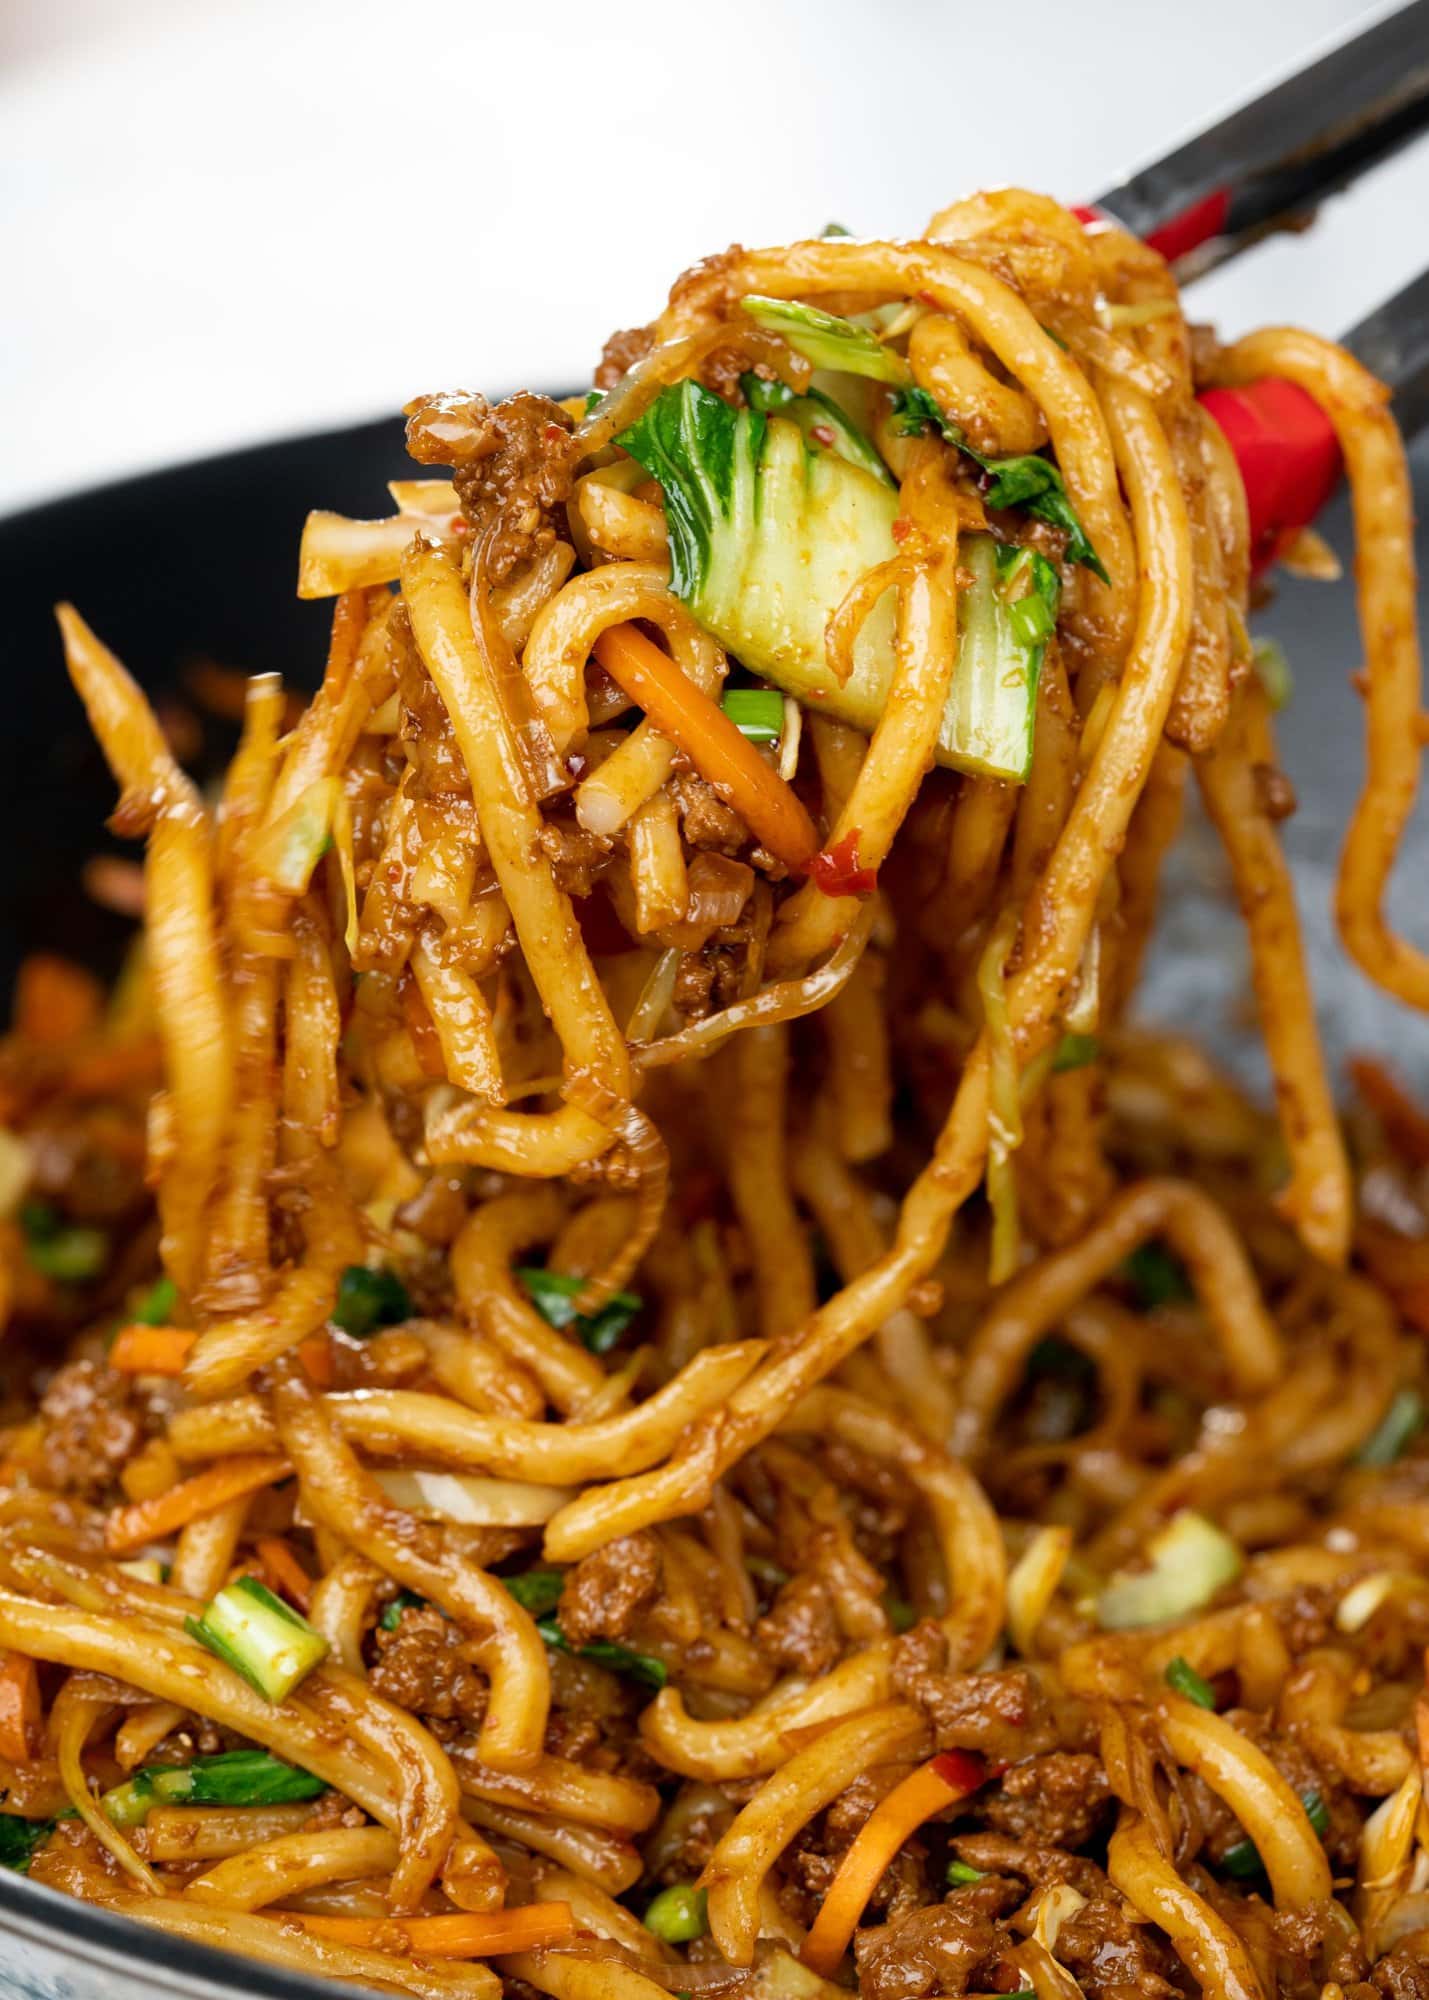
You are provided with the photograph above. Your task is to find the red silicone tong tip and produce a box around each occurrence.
[1197,379,1342,571]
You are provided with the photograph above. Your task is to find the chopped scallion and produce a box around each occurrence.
[1051,1032,1100,1074]
[502,1569,566,1618]
[1221,1790,1327,1878]
[379,1590,428,1632]
[131,1275,179,1325]
[1164,1655,1217,1709]
[1122,1241,1193,1308]
[882,1592,917,1633]
[0,1815,52,1872]
[332,1265,411,1339]
[535,1616,667,1690]
[1252,636,1293,712]
[1355,1388,1425,1468]
[517,1268,642,1356]
[946,1859,985,1886]
[186,1576,329,1702]
[21,1202,107,1282]
[721,689,784,743]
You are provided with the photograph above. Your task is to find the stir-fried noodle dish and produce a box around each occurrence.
[5,191,1429,2000]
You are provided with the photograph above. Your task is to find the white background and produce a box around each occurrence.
[3,0,1428,516]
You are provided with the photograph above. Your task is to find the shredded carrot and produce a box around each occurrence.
[0,1651,40,1764]
[105,1455,292,1554]
[108,1325,197,1376]
[254,1536,314,1614]
[297,1333,336,1389]
[15,955,103,1044]
[288,1903,575,1957]
[592,625,818,869]
[800,1750,985,1974]
[1349,1055,1429,1167]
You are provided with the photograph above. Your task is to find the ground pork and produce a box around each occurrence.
[35,1360,139,1497]
[892,1623,1059,1761]
[981,1752,1113,1850]
[754,1574,842,1677]
[853,1902,1002,2000]
[556,1531,662,1649]
[1055,1895,1181,2000]
[368,1604,487,1733]
[405,389,578,582]
[595,324,654,389]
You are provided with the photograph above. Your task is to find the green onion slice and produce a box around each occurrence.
[1164,1655,1217,1709]
[186,1576,329,1702]
[517,1268,641,1356]
[721,689,784,743]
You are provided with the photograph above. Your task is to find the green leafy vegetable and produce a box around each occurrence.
[1252,636,1293,711]
[644,1883,709,1943]
[944,538,1060,782]
[1122,1241,1193,1308]
[882,1593,917,1633]
[186,1576,329,1702]
[891,385,1108,581]
[332,1265,411,1339]
[1051,1033,1100,1073]
[1097,1510,1242,1631]
[502,1569,566,1618]
[1355,1388,1425,1468]
[1221,1791,1327,1877]
[741,372,894,486]
[616,380,1055,783]
[535,1617,667,1691]
[946,1859,985,1886]
[21,1202,107,1283]
[380,1590,428,1632]
[517,1268,641,1356]
[721,689,785,743]
[1164,1656,1217,1709]
[131,1275,179,1325]
[739,296,911,384]
[100,1750,325,1830]
[0,1815,52,1872]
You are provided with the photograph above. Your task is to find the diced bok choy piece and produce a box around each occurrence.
[1096,1511,1242,1630]
[616,381,1059,783]
[739,297,911,384]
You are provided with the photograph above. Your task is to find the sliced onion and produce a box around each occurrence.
[372,1468,575,1526]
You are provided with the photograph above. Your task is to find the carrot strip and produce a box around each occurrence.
[254,1535,314,1614]
[592,625,818,869]
[289,1903,575,1957]
[800,1751,984,1974]
[0,1651,40,1764]
[297,1333,336,1389]
[104,1455,291,1553]
[109,1325,198,1376]
[15,955,104,1044]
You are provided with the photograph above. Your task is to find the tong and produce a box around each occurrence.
[1080,0,1429,563]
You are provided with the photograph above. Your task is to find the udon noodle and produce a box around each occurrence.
[2,191,1428,2000]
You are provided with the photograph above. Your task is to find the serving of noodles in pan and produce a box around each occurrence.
[2,189,1428,2000]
